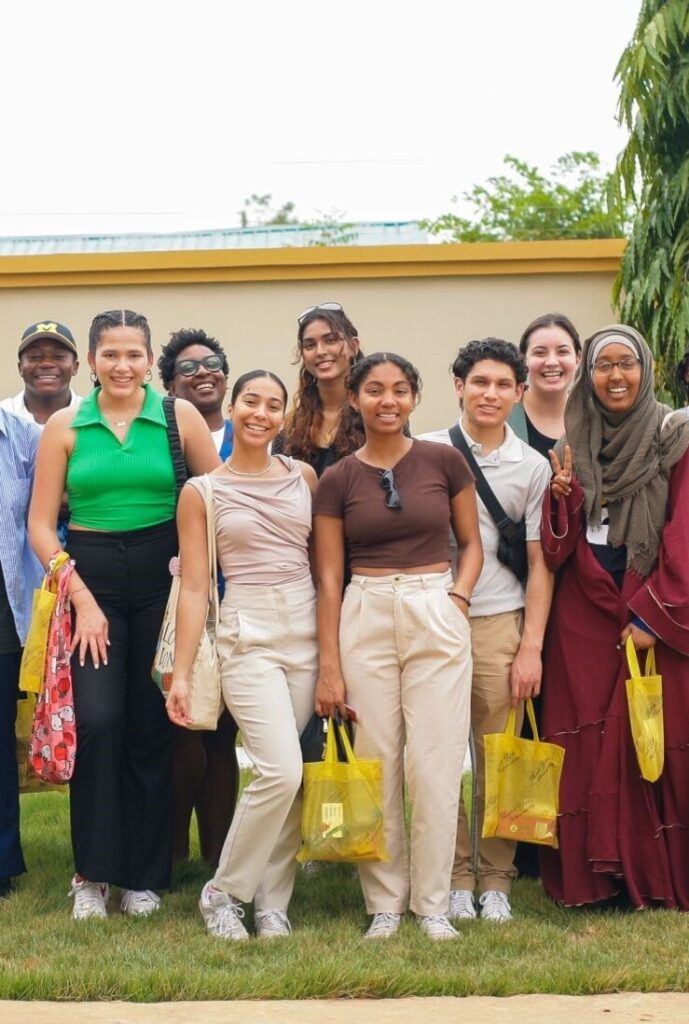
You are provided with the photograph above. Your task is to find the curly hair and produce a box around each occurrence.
[347,352,423,398]
[157,327,229,390]
[88,309,152,355]
[281,306,365,465]
[451,338,527,386]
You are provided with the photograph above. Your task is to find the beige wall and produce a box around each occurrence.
[0,242,620,433]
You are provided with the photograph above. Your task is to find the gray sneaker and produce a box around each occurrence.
[255,909,292,938]
[364,912,402,938]
[199,882,248,940]
[448,889,477,920]
[479,890,512,922]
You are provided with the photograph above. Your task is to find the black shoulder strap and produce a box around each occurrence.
[162,396,189,501]
[448,423,517,536]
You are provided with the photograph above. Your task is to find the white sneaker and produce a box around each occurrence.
[199,882,248,940]
[479,890,512,922]
[255,909,292,938]
[364,912,402,939]
[301,860,325,876]
[121,889,161,917]
[69,876,109,920]
[448,889,477,920]
[417,914,460,940]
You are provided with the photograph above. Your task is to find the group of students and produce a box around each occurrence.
[2,302,689,943]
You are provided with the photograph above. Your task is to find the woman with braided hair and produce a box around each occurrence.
[29,309,218,920]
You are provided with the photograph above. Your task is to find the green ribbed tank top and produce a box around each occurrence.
[67,385,176,531]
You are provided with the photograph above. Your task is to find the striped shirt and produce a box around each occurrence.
[0,409,45,644]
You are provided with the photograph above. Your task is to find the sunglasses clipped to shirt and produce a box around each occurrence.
[379,468,403,511]
[297,301,343,325]
[174,354,225,377]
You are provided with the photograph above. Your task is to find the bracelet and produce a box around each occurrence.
[448,590,471,607]
[69,585,87,597]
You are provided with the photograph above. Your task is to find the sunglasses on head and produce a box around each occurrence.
[174,354,224,377]
[379,468,402,511]
[297,302,343,325]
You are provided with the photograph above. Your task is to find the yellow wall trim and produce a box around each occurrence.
[0,239,626,289]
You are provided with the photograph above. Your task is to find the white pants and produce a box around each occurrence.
[340,571,473,917]
[212,575,317,911]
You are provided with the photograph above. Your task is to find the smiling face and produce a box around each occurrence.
[168,343,227,419]
[349,361,416,436]
[300,317,358,384]
[590,342,642,414]
[454,358,523,432]
[18,339,78,400]
[88,326,152,398]
[230,375,286,449]
[523,325,579,397]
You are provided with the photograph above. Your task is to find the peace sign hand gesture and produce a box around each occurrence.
[548,444,572,501]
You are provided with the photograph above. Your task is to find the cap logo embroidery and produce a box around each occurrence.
[35,322,59,334]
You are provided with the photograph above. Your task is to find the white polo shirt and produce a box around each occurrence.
[0,389,82,427]
[418,420,551,617]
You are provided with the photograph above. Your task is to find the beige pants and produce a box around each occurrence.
[212,575,317,911]
[452,609,524,894]
[340,571,473,917]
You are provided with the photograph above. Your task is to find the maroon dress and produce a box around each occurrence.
[539,451,689,908]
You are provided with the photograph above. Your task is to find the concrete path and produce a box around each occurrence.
[2,994,688,1023]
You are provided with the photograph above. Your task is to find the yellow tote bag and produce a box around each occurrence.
[625,635,663,783]
[19,552,70,695]
[482,698,565,848]
[298,719,389,864]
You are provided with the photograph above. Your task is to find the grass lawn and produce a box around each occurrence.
[2,790,689,1001]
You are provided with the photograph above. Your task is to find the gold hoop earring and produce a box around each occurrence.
[89,370,98,384]
[145,369,152,382]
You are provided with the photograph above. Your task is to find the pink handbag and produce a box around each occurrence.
[29,564,77,784]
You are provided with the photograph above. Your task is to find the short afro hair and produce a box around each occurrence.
[157,327,229,390]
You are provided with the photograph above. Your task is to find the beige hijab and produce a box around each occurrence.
[557,324,689,577]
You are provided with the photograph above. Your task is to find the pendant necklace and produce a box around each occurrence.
[226,456,273,477]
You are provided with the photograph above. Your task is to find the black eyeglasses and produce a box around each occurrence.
[174,354,224,377]
[297,301,343,324]
[592,357,640,375]
[379,468,402,510]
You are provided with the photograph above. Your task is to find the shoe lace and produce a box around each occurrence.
[368,912,400,935]
[422,914,456,935]
[214,899,246,936]
[452,890,476,912]
[479,890,510,915]
[124,889,160,912]
[256,909,292,933]
[69,880,106,911]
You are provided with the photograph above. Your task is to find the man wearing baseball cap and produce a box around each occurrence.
[0,321,82,426]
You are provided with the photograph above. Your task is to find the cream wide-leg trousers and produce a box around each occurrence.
[212,575,317,911]
[340,571,473,917]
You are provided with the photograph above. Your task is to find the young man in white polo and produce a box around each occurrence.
[419,338,553,922]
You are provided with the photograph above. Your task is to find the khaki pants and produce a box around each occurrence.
[212,576,317,911]
[340,571,473,917]
[452,609,524,894]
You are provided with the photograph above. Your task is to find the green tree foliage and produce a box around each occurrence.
[239,194,298,228]
[421,152,629,242]
[612,0,689,400]
[239,194,356,245]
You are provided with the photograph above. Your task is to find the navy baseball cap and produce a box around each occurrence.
[19,320,78,357]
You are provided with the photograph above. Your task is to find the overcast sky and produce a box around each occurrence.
[1,1,640,238]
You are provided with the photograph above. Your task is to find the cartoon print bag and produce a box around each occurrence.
[482,698,565,848]
[625,635,664,783]
[28,562,77,784]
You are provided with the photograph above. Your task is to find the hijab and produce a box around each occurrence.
[557,324,689,577]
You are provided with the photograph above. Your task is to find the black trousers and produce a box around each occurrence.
[67,520,177,891]
[0,652,24,879]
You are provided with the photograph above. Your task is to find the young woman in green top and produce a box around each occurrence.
[29,309,218,921]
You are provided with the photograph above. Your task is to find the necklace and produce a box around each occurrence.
[320,409,342,446]
[111,419,127,428]
[226,456,273,477]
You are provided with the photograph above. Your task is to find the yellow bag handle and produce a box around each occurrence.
[46,551,71,592]
[324,717,357,765]
[625,634,656,678]
[504,698,539,742]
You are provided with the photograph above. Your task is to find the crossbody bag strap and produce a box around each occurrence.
[448,423,515,534]
[162,396,189,501]
[199,475,220,633]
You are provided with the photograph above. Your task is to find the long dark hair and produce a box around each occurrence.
[519,312,581,355]
[282,306,365,465]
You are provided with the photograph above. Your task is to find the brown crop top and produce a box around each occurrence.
[313,439,473,568]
